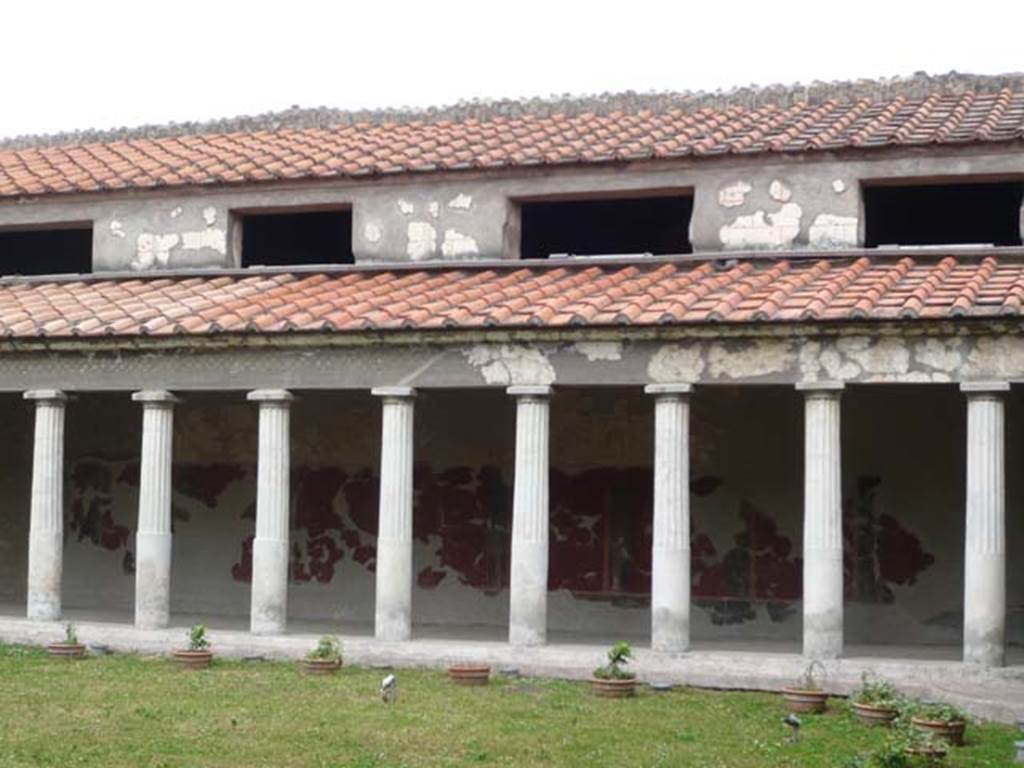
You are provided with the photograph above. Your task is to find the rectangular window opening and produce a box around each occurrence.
[864,181,1023,248]
[0,226,93,276]
[519,194,693,260]
[239,209,353,267]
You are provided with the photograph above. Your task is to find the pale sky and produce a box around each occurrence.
[3,0,1022,139]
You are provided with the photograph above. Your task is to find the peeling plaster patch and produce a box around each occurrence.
[109,219,126,239]
[133,233,179,270]
[169,206,183,219]
[914,338,964,372]
[808,214,858,249]
[836,337,910,375]
[718,181,752,208]
[448,193,473,210]
[832,179,847,194]
[441,229,479,258]
[407,221,437,260]
[428,201,440,219]
[202,207,217,226]
[648,344,705,382]
[769,180,792,203]
[181,227,227,254]
[965,336,1024,378]
[708,340,795,379]
[363,223,382,244]
[719,203,802,249]
[397,199,415,216]
[573,341,623,362]
[819,347,861,380]
[464,344,556,385]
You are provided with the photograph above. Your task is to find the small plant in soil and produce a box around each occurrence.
[172,623,213,669]
[47,622,86,658]
[909,701,968,747]
[306,635,342,661]
[61,623,79,646]
[850,672,904,726]
[593,641,635,680]
[187,623,210,652]
[781,660,829,713]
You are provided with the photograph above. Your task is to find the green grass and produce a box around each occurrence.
[0,645,1016,767]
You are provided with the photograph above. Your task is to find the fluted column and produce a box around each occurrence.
[24,390,68,621]
[247,389,293,635]
[645,384,692,652]
[798,382,844,659]
[961,381,1008,667]
[372,387,416,641]
[132,390,178,629]
[507,385,551,647]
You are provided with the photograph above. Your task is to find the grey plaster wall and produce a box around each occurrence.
[1,145,1022,271]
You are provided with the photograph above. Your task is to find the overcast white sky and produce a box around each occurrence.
[3,1,1022,139]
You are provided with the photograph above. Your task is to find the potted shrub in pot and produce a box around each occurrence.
[172,623,213,669]
[446,660,491,686]
[591,641,637,698]
[302,635,343,675]
[910,702,968,747]
[781,660,829,713]
[849,672,902,726]
[47,623,86,659]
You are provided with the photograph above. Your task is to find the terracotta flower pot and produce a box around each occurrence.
[911,716,966,746]
[591,677,637,698]
[852,701,899,726]
[172,649,213,670]
[47,642,86,659]
[447,665,491,686]
[302,658,342,675]
[781,687,828,713]
[905,744,947,762]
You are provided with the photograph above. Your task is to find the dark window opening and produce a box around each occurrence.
[520,195,692,259]
[240,210,353,267]
[0,227,92,276]
[864,181,1023,247]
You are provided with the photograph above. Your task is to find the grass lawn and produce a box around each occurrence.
[0,644,1017,767]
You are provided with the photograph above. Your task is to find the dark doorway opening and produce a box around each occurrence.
[240,210,353,267]
[0,227,92,276]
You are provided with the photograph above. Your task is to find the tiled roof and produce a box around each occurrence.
[0,252,1022,339]
[1,87,1023,199]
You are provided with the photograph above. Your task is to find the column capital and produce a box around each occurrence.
[372,386,416,400]
[24,389,67,404]
[960,381,1011,396]
[507,385,552,399]
[796,381,845,397]
[644,383,693,397]
[247,388,294,404]
[132,390,180,406]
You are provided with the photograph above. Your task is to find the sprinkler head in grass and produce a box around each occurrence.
[782,714,801,743]
[379,673,398,704]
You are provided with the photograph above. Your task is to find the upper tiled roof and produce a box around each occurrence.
[0,252,1022,340]
[1,74,1023,200]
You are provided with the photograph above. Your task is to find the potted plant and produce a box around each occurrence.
[849,672,902,726]
[591,641,637,698]
[446,660,491,686]
[172,623,213,669]
[47,623,86,659]
[910,702,967,747]
[781,660,829,713]
[902,727,949,764]
[302,635,343,675]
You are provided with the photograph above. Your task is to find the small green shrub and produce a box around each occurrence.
[791,659,825,692]
[850,672,903,708]
[306,635,342,661]
[593,641,635,680]
[62,623,79,646]
[910,701,967,724]
[186,623,210,652]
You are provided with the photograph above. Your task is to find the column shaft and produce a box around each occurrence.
[646,384,691,653]
[25,390,67,621]
[799,383,844,659]
[962,383,1008,667]
[508,386,551,646]
[247,389,293,635]
[132,391,177,629]
[372,387,416,641]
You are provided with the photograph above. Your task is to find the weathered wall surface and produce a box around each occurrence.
[1,145,1022,270]
[0,384,1018,647]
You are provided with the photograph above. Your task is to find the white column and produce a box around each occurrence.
[645,384,692,653]
[961,381,1009,667]
[132,390,178,629]
[798,381,844,659]
[507,385,551,647]
[246,389,293,635]
[24,390,67,621]
[372,386,416,641]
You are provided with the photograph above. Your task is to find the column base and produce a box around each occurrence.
[651,547,690,653]
[135,532,172,629]
[250,537,289,635]
[375,538,412,642]
[509,540,547,647]
[964,551,1006,667]
[27,531,61,621]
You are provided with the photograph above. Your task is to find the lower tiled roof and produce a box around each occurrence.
[1,252,1022,339]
